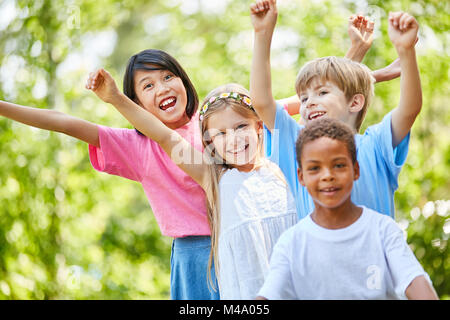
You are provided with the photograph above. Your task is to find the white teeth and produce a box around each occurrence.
[229,144,247,154]
[160,98,175,107]
[309,111,326,120]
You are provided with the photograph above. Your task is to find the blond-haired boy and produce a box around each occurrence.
[250,0,421,219]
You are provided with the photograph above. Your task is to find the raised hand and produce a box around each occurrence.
[86,68,122,104]
[348,14,374,50]
[388,12,419,51]
[250,0,277,34]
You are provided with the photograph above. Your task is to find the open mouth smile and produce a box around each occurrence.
[319,186,341,194]
[308,111,326,120]
[228,144,249,155]
[159,96,177,111]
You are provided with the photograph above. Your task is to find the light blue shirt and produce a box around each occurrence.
[264,103,410,219]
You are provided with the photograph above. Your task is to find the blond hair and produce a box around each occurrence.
[199,83,264,290]
[295,56,375,132]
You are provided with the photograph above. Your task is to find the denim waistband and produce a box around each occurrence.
[172,235,211,250]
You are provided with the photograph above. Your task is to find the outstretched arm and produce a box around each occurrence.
[250,0,278,131]
[372,58,401,83]
[86,69,208,188]
[388,11,421,148]
[0,100,99,147]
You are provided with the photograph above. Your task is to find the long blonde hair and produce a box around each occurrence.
[199,83,264,290]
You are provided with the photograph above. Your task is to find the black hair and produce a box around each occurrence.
[296,118,357,169]
[123,49,199,134]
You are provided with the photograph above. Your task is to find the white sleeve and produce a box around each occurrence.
[383,218,431,299]
[257,231,297,300]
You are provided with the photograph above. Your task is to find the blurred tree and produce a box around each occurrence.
[0,0,448,299]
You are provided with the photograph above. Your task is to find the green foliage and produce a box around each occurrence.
[0,0,448,299]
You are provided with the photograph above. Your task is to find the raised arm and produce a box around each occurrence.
[0,100,99,147]
[86,69,208,188]
[249,0,278,131]
[268,12,401,119]
[345,14,401,84]
[388,12,421,148]
[345,14,374,63]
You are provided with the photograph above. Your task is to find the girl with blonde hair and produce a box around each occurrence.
[87,71,297,299]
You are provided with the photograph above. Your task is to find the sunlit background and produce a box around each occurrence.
[0,0,448,299]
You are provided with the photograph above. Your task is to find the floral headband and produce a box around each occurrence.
[199,92,254,121]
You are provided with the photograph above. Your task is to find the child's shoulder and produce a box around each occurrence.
[96,125,155,149]
[220,159,282,182]
[362,206,401,234]
[272,102,302,131]
[357,110,394,139]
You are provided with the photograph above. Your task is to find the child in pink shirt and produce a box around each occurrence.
[0,49,219,300]
[89,115,208,238]
[87,49,219,300]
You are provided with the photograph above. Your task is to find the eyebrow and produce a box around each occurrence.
[299,84,328,96]
[137,76,152,86]
[212,120,249,133]
[313,83,328,90]
[304,156,348,162]
[136,67,166,86]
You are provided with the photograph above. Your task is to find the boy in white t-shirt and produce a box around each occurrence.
[256,118,438,300]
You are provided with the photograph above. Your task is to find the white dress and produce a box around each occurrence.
[217,160,297,299]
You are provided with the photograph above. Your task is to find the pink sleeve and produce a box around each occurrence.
[89,125,147,182]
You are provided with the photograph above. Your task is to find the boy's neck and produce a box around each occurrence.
[310,199,362,230]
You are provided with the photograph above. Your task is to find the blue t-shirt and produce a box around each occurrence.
[264,103,410,219]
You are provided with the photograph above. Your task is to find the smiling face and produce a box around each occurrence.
[298,79,355,125]
[298,137,359,210]
[133,65,189,129]
[205,106,263,172]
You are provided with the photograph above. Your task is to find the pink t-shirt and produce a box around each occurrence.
[88,113,210,238]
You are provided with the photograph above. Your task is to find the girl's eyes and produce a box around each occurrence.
[335,163,346,168]
[143,74,174,90]
[236,124,248,130]
[213,131,225,138]
[301,97,308,103]
[319,91,328,96]
[212,124,248,139]
[307,166,319,171]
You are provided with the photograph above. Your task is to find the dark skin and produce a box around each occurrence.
[256,137,438,300]
[297,137,361,230]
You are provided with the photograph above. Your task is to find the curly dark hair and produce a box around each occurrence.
[296,118,356,168]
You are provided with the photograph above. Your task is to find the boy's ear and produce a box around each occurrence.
[348,94,365,114]
[353,160,360,181]
[297,167,306,186]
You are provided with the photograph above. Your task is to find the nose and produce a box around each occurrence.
[306,96,318,109]
[320,167,335,181]
[226,130,246,148]
[157,82,170,96]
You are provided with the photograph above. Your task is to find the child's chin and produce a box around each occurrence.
[160,107,185,121]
